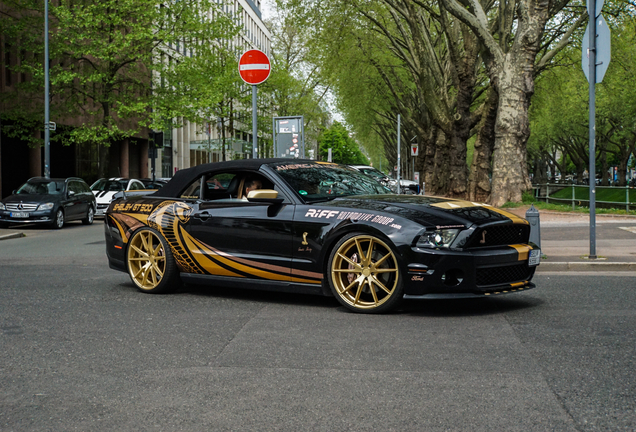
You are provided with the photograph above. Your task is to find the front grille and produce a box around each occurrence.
[97,204,109,210]
[6,203,38,211]
[476,263,532,286]
[466,224,530,248]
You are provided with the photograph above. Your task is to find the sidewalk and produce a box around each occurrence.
[505,206,636,272]
[2,207,635,272]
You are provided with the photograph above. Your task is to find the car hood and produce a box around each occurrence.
[93,191,117,203]
[2,194,60,204]
[316,195,527,228]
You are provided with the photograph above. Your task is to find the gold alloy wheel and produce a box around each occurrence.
[127,229,167,291]
[331,235,400,310]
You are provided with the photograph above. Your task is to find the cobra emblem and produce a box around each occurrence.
[148,201,203,274]
[480,230,487,244]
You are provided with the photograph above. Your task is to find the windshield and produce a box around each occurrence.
[271,162,392,202]
[358,168,387,180]
[17,180,64,195]
[91,179,126,192]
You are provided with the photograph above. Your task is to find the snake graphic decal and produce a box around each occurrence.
[111,200,321,284]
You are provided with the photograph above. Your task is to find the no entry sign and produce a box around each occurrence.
[239,49,271,85]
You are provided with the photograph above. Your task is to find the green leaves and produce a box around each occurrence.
[1,0,239,151]
[319,122,369,165]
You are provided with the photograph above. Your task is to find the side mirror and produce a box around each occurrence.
[68,190,76,197]
[247,189,283,204]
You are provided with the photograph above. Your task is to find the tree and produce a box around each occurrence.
[438,0,586,205]
[319,122,369,165]
[261,2,331,158]
[0,0,238,175]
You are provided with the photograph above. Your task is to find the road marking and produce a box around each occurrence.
[619,227,636,234]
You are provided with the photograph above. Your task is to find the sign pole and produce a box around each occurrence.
[397,114,401,194]
[588,3,597,259]
[252,85,257,159]
[44,0,50,178]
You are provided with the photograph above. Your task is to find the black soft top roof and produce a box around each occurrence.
[157,158,319,196]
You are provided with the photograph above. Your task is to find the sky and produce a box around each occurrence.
[261,0,275,20]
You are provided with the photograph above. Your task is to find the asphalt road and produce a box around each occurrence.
[1,222,635,431]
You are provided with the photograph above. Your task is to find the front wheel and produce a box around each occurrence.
[82,206,94,225]
[126,227,180,294]
[328,233,403,313]
[51,209,64,229]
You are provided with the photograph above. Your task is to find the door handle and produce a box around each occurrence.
[195,211,212,221]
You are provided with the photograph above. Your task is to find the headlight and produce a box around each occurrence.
[416,229,460,248]
[0,202,5,210]
[37,202,54,211]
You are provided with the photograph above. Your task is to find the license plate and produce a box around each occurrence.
[528,249,541,266]
[10,212,29,218]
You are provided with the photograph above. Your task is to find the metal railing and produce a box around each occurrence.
[533,183,634,212]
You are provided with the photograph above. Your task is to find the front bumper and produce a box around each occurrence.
[0,210,54,224]
[401,244,538,297]
[95,203,109,216]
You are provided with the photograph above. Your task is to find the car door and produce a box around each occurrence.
[183,171,295,282]
[64,181,85,220]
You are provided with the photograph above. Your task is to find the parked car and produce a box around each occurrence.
[139,178,170,190]
[104,159,539,314]
[90,178,146,216]
[349,165,398,192]
[398,179,420,194]
[0,177,95,229]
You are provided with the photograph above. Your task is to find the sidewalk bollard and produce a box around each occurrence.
[526,204,541,249]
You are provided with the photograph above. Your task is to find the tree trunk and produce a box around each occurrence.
[468,89,497,202]
[488,55,535,206]
[423,127,438,194]
[431,130,450,195]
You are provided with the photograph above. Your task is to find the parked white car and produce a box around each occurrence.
[349,165,398,192]
[90,178,146,216]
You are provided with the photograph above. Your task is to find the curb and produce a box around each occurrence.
[0,232,25,241]
[537,262,636,272]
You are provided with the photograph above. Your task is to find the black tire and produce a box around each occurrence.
[51,208,64,229]
[327,232,403,313]
[126,227,180,294]
[82,206,95,225]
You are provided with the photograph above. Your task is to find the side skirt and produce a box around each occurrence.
[180,273,325,296]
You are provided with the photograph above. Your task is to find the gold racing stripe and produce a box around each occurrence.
[183,234,244,278]
[184,233,320,284]
[510,244,532,261]
[430,200,529,225]
[123,212,151,227]
[487,207,529,225]
[109,215,129,243]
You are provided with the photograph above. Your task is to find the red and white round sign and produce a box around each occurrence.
[239,49,271,85]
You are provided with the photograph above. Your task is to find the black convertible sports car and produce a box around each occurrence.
[104,159,540,313]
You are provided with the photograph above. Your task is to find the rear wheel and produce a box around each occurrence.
[126,227,180,293]
[51,209,64,229]
[82,206,94,225]
[328,233,403,313]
